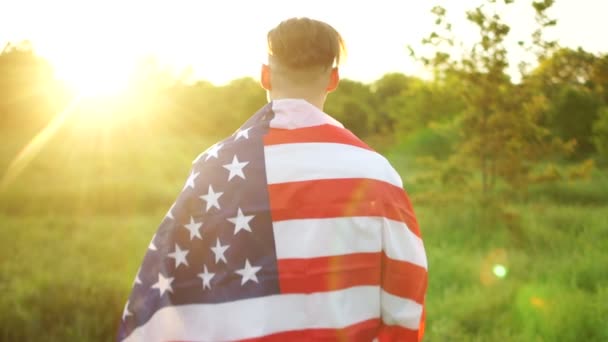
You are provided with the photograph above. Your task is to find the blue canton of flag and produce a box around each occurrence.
[118,104,279,341]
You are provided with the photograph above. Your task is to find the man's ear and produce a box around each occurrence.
[326,67,340,92]
[260,64,271,91]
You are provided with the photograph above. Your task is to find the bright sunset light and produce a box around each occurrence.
[55,57,135,97]
[0,0,606,96]
[1,0,607,97]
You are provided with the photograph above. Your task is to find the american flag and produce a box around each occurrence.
[118,99,428,341]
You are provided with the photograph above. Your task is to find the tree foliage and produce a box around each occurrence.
[529,48,608,156]
[0,41,66,128]
[411,0,592,199]
[592,107,608,161]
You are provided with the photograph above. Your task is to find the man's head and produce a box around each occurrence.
[261,17,346,108]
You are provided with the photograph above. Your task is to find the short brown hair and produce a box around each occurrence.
[267,17,346,71]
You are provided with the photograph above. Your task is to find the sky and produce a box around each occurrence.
[0,0,607,87]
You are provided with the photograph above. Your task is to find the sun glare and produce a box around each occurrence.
[52,55,136,98]
[493,264,508,278]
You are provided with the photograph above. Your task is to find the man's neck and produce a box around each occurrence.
[269,92,326,111]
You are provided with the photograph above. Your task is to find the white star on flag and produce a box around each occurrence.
[122,301,132,320]
[200,185,223,212]
[222,155,249,181]
[168,244,189,268]
[205,143,223,161]
[183,171,200,190]
[235,259,262,285]
[148,234,157,251]
[234,127,251,140]
[152,272,174,297]
[183,216,203,240]
[133,268,142,286]
[165,203,175,220]
[211,238,229,264]
[197,265,215,290]
[227,208,255,234]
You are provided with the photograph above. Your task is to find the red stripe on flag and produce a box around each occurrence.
[268,178,420,237]
[264,125,373,150]
[239,318,380,342]
[277,252,426,303]
[377,324,420,342]
[278,253,381,294]
[382,253,428,304]
[401,191,421,238]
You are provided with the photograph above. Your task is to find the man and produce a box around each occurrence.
[118,17,427,342]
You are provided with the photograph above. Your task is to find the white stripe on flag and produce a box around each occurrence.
[273,217,427,269]
[123,286,381,342]
[381,290,424,330]
[273,217,381,259]
[264,143,403,187]
[382,218,428,269]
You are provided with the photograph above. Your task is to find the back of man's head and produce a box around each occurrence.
[266,17,345,92]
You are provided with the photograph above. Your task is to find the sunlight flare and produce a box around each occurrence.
[56,60,134,98]
[0,98,80,190]
[493,264,508,278]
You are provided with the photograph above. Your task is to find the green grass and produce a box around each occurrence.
[419,203,608,341]
[1,121,607,341]
[0,215,156,341]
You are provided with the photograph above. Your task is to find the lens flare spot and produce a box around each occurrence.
[530,296,546,309]
[493,264,507,278]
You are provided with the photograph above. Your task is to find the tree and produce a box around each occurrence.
[0,41,63,129]
[528,48,608,155]
[166,77,266,138]
[371,73,414,134]
[549,86,600,155]
[372,73,413,103]
[592,107,608,161]
[325,79,378,138]
[412,0,574,198]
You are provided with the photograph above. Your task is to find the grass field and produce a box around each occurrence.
[1,117,607,341]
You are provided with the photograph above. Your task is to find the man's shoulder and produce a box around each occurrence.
[334,127,403,188]
[188,121,404,191]
[268,123,404,189]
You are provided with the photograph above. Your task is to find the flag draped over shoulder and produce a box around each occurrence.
[117,99,428,342]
